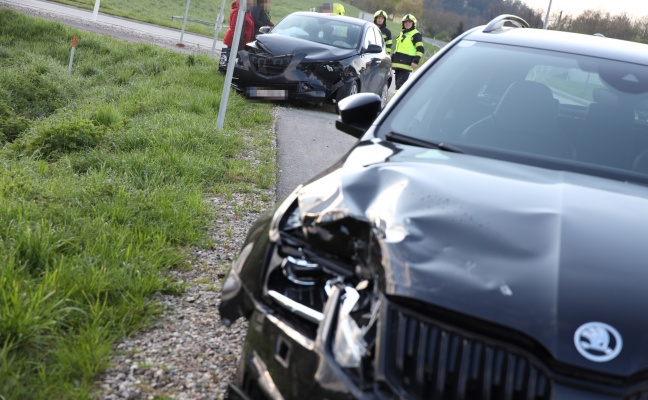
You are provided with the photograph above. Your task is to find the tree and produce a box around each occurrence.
[636,16,648,43]
[394,0,424,21]
[566,10,635,41]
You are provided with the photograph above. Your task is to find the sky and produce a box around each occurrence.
[521,0,648,18]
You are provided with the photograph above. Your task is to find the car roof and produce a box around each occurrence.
[461,20,648,66]
[287,11,373,28]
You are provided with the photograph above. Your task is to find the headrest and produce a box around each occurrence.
[494,81,557,129]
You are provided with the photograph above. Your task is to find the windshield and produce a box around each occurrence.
[377,40,648,180]
[272,14,362,49]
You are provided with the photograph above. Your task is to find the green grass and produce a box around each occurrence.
[0,9,275,400]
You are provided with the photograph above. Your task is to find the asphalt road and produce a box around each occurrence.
[1,0,360,202]
[275,105,357,200]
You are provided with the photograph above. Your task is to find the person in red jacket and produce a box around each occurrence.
[220,0,254,73]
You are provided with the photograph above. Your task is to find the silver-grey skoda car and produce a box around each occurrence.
[221,14,648,400]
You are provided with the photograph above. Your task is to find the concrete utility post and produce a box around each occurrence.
[212,0,228,56]
[216,0,246,130]
[92,0,100,22]
[178,0,192,47]
[543,0,553,29]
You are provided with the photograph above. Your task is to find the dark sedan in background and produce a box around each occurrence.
[231,12,392,107]
[220,13,648,400]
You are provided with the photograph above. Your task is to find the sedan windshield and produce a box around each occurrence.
[378,40,648,180]
[272,14,362,49]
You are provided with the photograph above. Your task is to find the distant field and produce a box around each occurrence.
[47,0,438,58]
[49,0,367,37]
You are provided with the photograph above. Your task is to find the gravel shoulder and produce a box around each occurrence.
[2,3,271,399]
[95,189,274,400]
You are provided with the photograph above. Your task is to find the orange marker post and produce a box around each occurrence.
[68,36,77,75]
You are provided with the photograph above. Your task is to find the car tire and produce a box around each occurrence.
[336,80,358,103]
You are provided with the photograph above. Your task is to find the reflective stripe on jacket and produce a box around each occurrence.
[392,29,424,71]
[379,26,392,54]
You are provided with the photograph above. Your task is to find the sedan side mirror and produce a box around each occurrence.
[259,26,272,34]
[363,44,383,54]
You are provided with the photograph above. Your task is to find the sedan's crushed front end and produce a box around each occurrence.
[231,42,351,104]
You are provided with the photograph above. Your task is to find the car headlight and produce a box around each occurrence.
[269,189,300,242]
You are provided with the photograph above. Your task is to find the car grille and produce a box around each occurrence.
[378,301,552,400]
[249,54,292,76]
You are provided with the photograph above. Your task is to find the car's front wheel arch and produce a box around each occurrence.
[336,79,359,103]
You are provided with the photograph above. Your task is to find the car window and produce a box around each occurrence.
[272,14,361,49]
[363,26,381,49]
[374,26,385,48]
[377,40,648,179]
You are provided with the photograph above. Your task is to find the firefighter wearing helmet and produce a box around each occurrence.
[373,10,392,54]
[332,2,345,15]
[392,14,424,92]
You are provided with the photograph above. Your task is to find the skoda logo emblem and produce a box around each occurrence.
[574,322,623,362]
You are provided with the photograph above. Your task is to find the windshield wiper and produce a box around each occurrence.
[385,131,463,153]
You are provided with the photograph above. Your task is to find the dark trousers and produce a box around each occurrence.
[394,68,411,90]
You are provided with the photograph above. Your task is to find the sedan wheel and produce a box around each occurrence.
[336,80,358,103]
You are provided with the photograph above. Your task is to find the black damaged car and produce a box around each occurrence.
[231,12,392,107]
[220,14,648,400]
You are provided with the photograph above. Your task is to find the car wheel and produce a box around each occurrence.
[379,82,389,109]
[336,80,358,103]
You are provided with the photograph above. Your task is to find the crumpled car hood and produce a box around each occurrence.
[295,140,648,376]
[254,33,356,61]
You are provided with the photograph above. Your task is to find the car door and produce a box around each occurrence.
[360,26,389,95]
[370,25,391,91]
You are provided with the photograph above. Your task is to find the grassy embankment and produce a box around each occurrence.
[0,8,274,399]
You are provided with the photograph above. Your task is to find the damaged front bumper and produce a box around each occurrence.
[231,50,350,105]
[224,279,376,400]
[219,185,390,399]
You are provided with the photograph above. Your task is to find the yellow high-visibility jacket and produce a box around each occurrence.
[392,28,424,71]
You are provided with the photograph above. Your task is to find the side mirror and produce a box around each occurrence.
[364,44,383,54]
[259,26,272,34]
[335,93,382,139]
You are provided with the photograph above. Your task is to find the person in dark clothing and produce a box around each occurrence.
[373,9,392,55]
[220,0,255,73]
[318,2,345,15]
[391,14,424,92]
[249,0,273,36]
